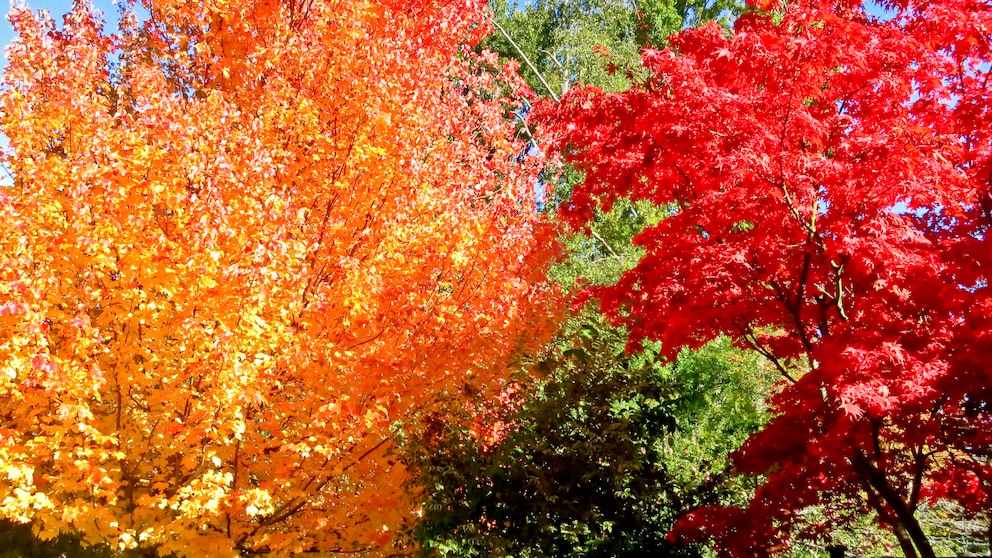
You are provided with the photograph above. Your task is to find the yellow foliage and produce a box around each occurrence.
[0,0,561,555]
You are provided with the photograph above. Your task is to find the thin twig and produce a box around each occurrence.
[589,229,621,259]
[491,17,561,102]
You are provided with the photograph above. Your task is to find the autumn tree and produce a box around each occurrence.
[0,0,560,555]
[539,0,992,555]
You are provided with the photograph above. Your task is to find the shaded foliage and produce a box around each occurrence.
[402,314,773,557]
[0,520,116,558]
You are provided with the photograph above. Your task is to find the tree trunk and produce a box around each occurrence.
[893,520,920,558]
[850,449,936,558]
[866,484,918,558]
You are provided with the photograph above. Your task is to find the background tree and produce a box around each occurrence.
[484,0,742,98]
[399,0,784,555]
[403,313,773,558]
[0,0,559,555]
[539,0,992,555]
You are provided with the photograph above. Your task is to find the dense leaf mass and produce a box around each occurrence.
[405,314,772,557]
[0,0,559,555]
[540,0,992,554]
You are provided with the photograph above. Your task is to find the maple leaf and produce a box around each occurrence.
[0,0,562,554]
[538,0,992,555]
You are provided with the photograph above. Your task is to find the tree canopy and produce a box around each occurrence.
[484,0,743,98]
[0,0,559,555]
[539,0,992,554]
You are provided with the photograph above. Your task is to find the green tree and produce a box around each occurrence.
[484,0,742,98]
[401,316,773,557]
[401,2,767,556]
[554,198,668,288]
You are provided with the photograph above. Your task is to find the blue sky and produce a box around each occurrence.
[0,0,118,59]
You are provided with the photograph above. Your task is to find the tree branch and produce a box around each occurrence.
[589,229,621,259]
[491,17,561,102]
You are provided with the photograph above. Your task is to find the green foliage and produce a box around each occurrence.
[485,0,645,95]
[401,314,773,557]
[552,198,670,288]
[0,521,116,558]
[661,341,771,509]
[483,0,743,97]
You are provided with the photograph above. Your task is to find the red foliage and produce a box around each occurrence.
[539,0,992,554]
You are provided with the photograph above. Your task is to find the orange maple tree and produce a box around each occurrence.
[0,0,559,554]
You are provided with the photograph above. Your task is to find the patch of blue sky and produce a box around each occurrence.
[1,0,120,57]
[863,0,897,21]
[0,1,154,186]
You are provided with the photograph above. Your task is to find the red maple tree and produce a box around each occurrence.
[539,0,992,555]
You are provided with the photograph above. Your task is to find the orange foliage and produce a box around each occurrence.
[0,0,559,555]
